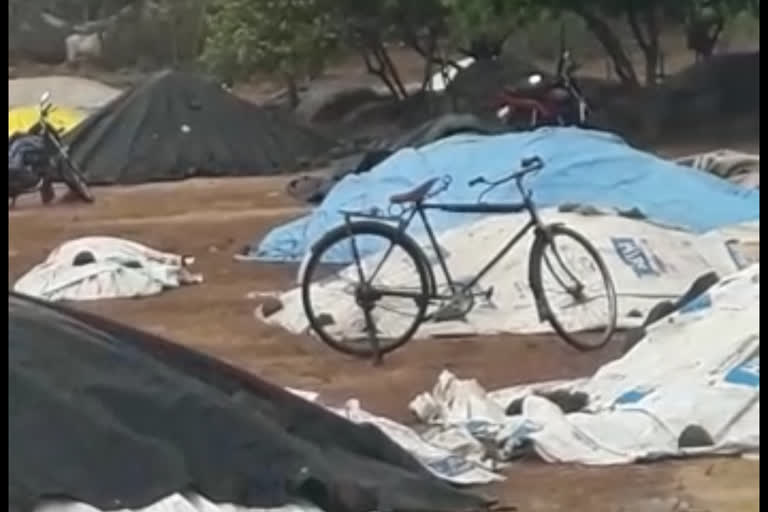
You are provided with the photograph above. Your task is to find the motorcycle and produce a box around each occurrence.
[8,91,94,208]
[494,50,590,129]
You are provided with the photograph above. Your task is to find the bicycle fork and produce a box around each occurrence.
[530,226,585,323]
[529,226,553,324]
[342,214,387,366]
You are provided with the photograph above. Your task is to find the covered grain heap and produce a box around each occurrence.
[9,292,494,512]
[66,70,333,184]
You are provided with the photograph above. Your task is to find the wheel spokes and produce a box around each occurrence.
[539,232,616,339]
[305,230,429,353]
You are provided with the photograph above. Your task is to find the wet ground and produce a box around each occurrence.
[8,177,759,512]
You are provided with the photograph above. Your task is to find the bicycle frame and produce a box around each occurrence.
[342,178,547,302]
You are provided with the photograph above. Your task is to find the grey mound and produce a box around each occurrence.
[65,70,334,185]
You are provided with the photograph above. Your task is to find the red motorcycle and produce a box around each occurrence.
[495,50,590,129]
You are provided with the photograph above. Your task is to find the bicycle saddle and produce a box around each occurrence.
[390,178,439,204]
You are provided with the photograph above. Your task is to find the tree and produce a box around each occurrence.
[683,1,726,62]
[439,0,642,85]
[682,0,760,61]
[321,0,409,98]
[464,0,757,87]
[319,0,450,99]
[386,0,450,91]
[440,0,541,60]
[201,0,444,103]
[146,0,208,66]
[201,0,337,107]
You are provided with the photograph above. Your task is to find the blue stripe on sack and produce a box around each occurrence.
[615,388,652,405]
[679,293,713,314]
[724,356,760,388]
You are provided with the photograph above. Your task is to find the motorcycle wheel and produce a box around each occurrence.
[58,156,94,203]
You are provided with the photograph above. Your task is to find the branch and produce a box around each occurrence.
[457,46,473,58]
[626,0,651,52]
[361,47,399,98]
[420,29,438,91]
[374,41,408,99]
[643,2,660,52]
[399,18,429,56]
[627,0,659,54]
[710,15,725,41]
[402,27,461,71]
[398,17,460,68]
[571,5,639,87]
[497,26,516,50]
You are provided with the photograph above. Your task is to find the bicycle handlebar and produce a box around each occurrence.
[468,176,485,187]
[468,156,544,188]
[520,156,543,169]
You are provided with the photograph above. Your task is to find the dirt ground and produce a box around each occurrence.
[8,175,759,512]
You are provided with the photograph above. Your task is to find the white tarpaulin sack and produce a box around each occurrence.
[14,237,203,302]
[411,264,760,465]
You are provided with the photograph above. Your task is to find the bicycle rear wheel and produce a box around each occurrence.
[301,221,432,358]
[529,224,617,350]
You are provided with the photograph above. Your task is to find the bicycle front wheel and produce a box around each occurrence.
[301,221,432,357]
[529,224,618,350]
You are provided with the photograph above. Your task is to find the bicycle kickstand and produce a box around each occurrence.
[369,339,383,366]
[363,308,383,366]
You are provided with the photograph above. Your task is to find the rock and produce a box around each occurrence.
[678,424,715,448]
[260,297,284,317]
[506,390,589,415]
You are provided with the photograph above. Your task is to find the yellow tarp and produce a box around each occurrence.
[8,106,86,137]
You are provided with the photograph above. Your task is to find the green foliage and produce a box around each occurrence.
[444,0,756,86]
[52,0,755,87]
[317,0,446,47]
[440,0,543,46]
[201,0,337,82]
[15,0,760,79]
[148,0,208,65]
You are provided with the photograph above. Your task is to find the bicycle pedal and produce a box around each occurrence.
[480,299,499,310]
[432,303,467,322]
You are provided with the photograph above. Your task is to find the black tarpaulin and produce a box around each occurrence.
[8,292,497,512]
[64,71,333,184]
[285,113,509,205]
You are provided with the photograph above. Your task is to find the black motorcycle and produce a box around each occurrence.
[8,91,94,208]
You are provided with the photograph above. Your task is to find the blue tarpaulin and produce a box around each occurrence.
[246,128,759,263]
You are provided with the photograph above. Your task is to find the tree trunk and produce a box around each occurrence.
[285,74,300,109]
[360,46,400,98]
[643,46,659,86]
[627,0,661,86]
[571,6,639,87]
[436,45,459,112]
[419,31,439,115]
[357,31,409,100]
[657,50,665,81]
[375,42,408,99]
[420,30,437,92]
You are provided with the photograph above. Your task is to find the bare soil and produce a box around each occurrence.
[8,176,759,512]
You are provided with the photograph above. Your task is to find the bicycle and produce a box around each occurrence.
[300,156,618,364]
